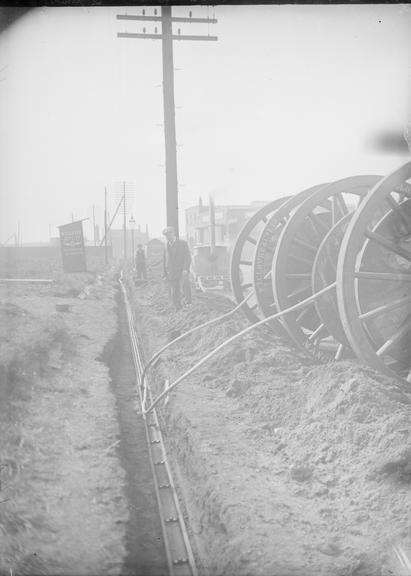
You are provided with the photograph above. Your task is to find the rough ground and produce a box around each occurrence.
[130,275,411,576]
[0,271,129,575]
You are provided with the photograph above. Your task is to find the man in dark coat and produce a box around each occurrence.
[135,244,147,280]
[162,226,192,310]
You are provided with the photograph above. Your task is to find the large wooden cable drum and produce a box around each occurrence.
[229,197,289,323]
[252,184,328,334]
[336,162,411,382]
[271,175,382,355]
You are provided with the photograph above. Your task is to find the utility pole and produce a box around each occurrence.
[123,181,127,260]
[161,6,178,236]
[100,195,126,249]
[104,187,108,264]
[117,8,217,238]
[92,205,96,246]
[129,215,136,261]
[209,194,216,257]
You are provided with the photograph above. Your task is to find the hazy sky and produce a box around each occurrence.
[1,4,410,243]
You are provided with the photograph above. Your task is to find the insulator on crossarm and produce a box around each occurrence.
[142,9,145,15]
[189,10,192,17]
[154,8,157,15]
[155,27,158,33]
[143,27,146,33]
[178,28,181,35]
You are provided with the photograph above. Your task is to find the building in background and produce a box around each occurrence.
[185,198,270,249]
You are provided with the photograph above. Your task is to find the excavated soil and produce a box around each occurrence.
[0,272,131,575]
[129,274,411,576]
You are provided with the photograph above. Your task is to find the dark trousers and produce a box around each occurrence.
[169,275,192,310]
[136,263,147,280]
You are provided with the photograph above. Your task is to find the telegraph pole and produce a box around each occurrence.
[123,181,127,260]
[117,7,217,237]
[92,205,96,246]
[161,6,178,235]
[104,187,108,264]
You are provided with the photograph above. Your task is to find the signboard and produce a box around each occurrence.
[58,220,87,273]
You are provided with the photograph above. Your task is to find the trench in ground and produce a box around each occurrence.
[102,289,168,576]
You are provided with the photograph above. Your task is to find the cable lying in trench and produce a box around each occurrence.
[140,288,255,410]
[142,282,336,415]
[140,269,275,410]
[119,273,198,576]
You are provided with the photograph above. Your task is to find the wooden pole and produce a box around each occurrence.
[116,9,217,239]
[161,6,179,237]
[104,187,108,264]
[209,195,216,257]
[123,181,127,259]
[92,205,96,246]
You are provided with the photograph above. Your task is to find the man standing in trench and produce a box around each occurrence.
[162,226,192,311]
[135,244,147,280]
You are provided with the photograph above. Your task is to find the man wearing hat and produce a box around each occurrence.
[135,244,147,280]
[162,226,192,310]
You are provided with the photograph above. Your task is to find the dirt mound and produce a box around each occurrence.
[132,275,411,576]
[0,301,72,409]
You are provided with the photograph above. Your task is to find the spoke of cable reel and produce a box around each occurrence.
[288,253,313,267]
[307,322,326,343]
[359,294,411,322]
[376,315,411,357]
[292,237,318,253]
[239,260,252,266]
[246,236,257,245]
[331,196,337,226]
[295,304,314,322]
[306,215,323,240]
[287,284,312,301]
[323,243,337,274]
[364,230,411,264]
[335,192,350,216]
[286,273,312,279]
[331,196,340,226]
[307,212,329,236]
[386,194,411,231]
[355,271,411,282]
